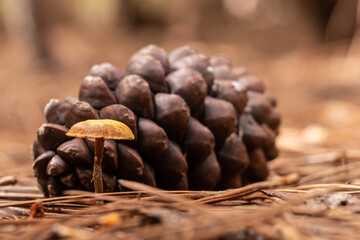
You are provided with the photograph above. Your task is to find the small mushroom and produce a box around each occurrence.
[66,119,134,194]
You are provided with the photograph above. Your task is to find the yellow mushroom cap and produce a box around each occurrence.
[66,119,135,140]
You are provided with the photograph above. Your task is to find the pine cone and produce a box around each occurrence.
[32,44,281,197]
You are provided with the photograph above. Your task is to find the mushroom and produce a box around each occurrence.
[66,119,134,193]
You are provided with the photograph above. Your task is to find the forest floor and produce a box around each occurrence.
[0,25,360,239]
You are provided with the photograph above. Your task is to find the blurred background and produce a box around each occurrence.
[1,0,360,175]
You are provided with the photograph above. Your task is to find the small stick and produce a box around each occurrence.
[119,179,206,210]
[298,160,360,184]
[0,176,17,186]
[0,186,41,193]
[0,192,43,200]
[195,173,299,204]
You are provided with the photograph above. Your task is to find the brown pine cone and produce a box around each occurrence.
[32,44,282,197]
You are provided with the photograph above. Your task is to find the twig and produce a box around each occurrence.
[195,173,299,204]
[0,176,17,186]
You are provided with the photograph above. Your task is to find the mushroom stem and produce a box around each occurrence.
[93,138,104,193]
